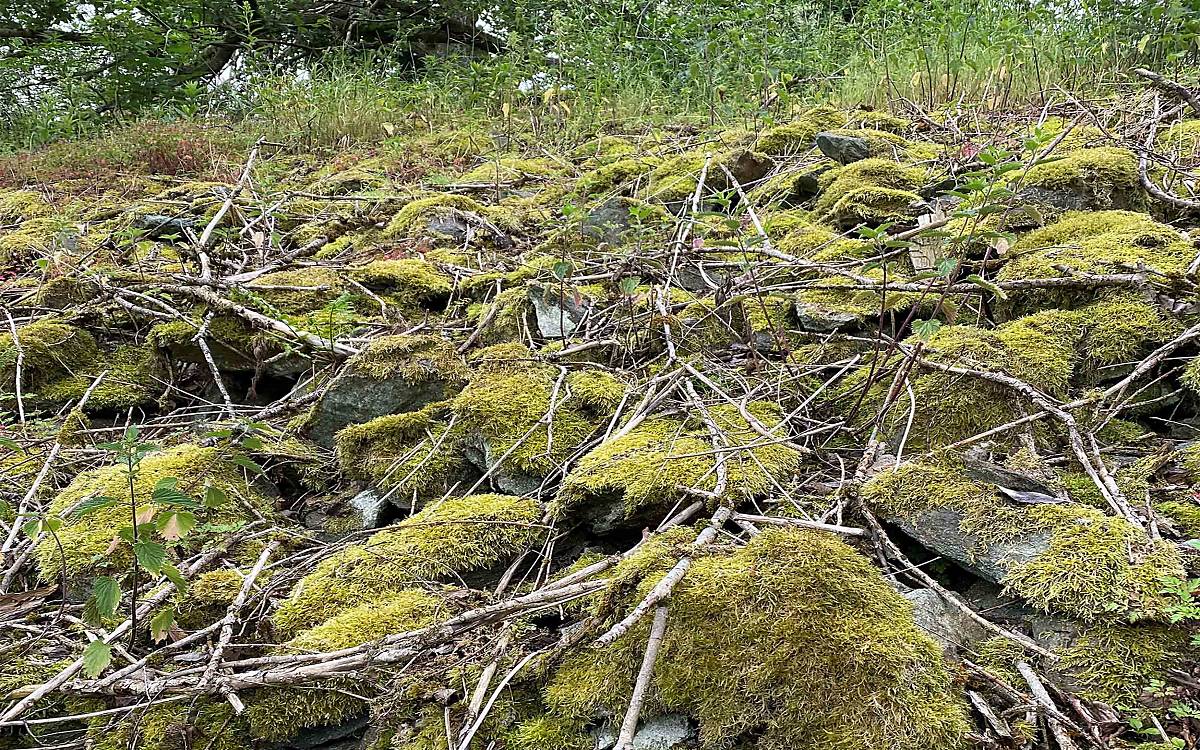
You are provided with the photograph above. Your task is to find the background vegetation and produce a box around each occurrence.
[2,0,1199,150]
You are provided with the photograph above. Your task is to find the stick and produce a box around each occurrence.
[614,606,669,750]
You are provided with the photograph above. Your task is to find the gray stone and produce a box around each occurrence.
[583,198,635,245]
[349,489,389,529]
[902,587,990,659]
[815,131,872,164]
[794,301,861,332]
[885,505,1053,583]
[527,281,589,339]
[462,438,545,496]
[304,337,468,448]
[595,715,696,750]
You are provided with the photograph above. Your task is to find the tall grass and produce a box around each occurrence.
[3,0,1197,152]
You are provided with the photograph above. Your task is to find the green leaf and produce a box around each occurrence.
[203,484,228,508]
[912,319,942,342]
[73,495,120,518]
[155,510,196,541]
[133,540,167,573]
[82,641,112,678]
[240,436,264,451]
[92,577,120,618]
[231,455,266,476]
[162,563,188,595]
[963,274,1008,301]
[935,258,958,277]
[149,606,176,643]
[551,260,573,281]
[0,437,21,451]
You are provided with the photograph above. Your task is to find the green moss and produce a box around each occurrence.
[286,588,446,652]
[382,194,489,239]
[245,266,348,314]
[35,444,271,585]
[0,217,77,263]
[1155,499,1200,538]
[505,716,590,750]
[854,293,1177,448]
[645,149,768,203]
[574,157,662,196]
[450,355,624,477]
[755,105,849,154]
[974,636,1025,685]
[814,158,926,227]
[863,462,1187,620]
[1156,119,1200,156]
[545,527,968,750]
[273,493,542,637]
[849,111,911,133]
[177,568,244,627]
[335,404,472,503]
[0,189,52,222]
[1057,624,1187,706]
[1023,146,1143,208]
[460,157,567,184]
[0,320,99,394]
[556,402,800,521]
[569,135,638,164]
[1000,210,1192,310]
[245,686,367,743]
[349,259,453,308]
[36,343,164,412]
[346,334,467,383]
[88,700,249,750]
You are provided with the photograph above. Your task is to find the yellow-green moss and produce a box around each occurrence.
[343,334,467,383]
[1023,146,1143,208]
[274,493,542,637]
[0,217,76,263]
[334,404,471,502]
[574,157,662,196]
[245,267,348,314]
[853,293,1178,448]
[545,527,969,750]
[755,106,849,154]
[1057,623,1188,706]
[286,588,446,652]
[88,700,249,750]
[556,402,801,520]
[245,686,367,743]
[0,320,99,394]
[863,461,1186,620]
[382,194,488,239]
[999,210,1192,311]
[349,259,453,307]
[450,355,625,476]
[814,158,926,227]
[974,636,1025,685]
[36,343,164,412]
[0,189,51,222]
[459,157,567,184]
[35,444,271,584]
[1155,499,1200,538]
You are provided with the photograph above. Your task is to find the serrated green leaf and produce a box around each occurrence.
[149,606,176,643]
[92,576,120,618]
[231,455,265,476]
[134,540,167,573]
[73,495,120,519]
[155,510,196,541]
[912,318,942,342]
[203,484,228,508]
[162,563,188,595]
[82,640,112,678]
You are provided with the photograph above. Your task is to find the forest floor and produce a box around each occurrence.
[2,73,1200,750]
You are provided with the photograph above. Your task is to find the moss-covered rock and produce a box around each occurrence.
[305,334,469,446]
[999,210,1191,312]
[1021,147,1145,211]
[814,158,927,228]
[555,402,800,532]
[545,527,969,750]
[35,443,275,586]
[849,293,1178,448]
[449,351,625,494]
[273,493,542,637]
[863,461,1186,621]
